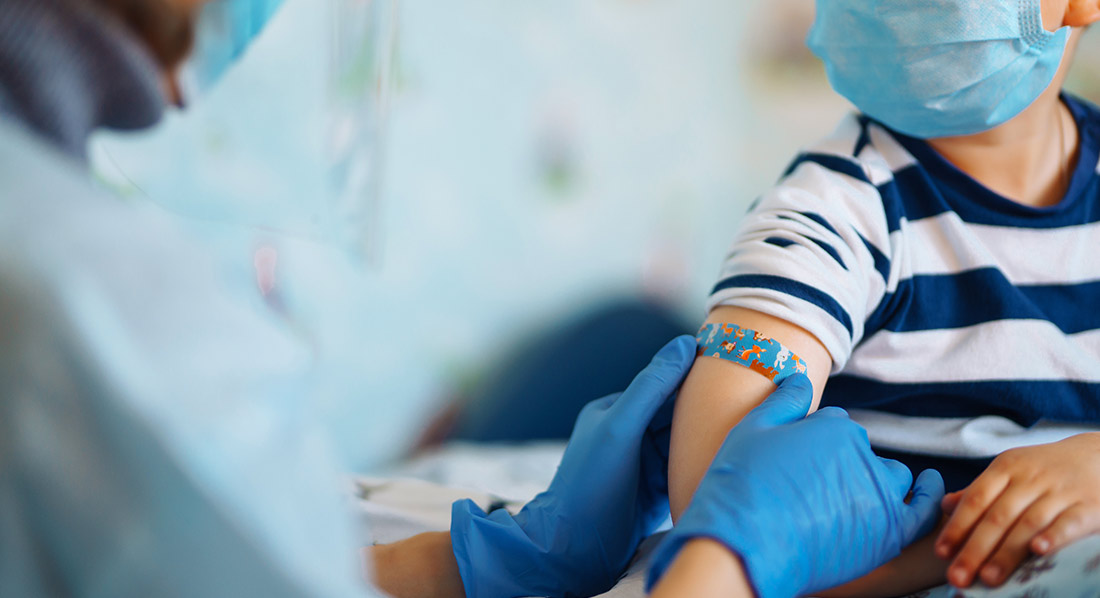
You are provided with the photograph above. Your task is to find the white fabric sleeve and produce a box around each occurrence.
[706,156,895,373]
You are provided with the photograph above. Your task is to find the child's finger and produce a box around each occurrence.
[935,473,1011,560]
[978,494,1065,587]
[946,484,1040,588]
[1031,502,1100,555]
[941,491,963,515]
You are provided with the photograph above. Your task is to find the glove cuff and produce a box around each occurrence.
[644,530,703,591]
[646,506,809,598]
[450,498,616,598]
[450,499,533,598]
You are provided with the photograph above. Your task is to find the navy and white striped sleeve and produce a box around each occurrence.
[706,143,894,372]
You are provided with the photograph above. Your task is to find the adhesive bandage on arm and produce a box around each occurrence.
[695,323,808,385]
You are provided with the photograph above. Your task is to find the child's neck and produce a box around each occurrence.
[926,85,1079,209]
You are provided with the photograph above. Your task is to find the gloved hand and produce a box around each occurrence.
[646,375,945,598]
[450,335,695,598]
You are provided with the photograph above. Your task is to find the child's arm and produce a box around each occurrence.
[649,539,757,598]
[668,129,898,521]
[670,304,951,597]
[668,305,832,521]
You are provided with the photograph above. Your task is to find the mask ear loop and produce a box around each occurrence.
[164,69,186,109]
[173,60,202,109]
[1057,97,1071,195]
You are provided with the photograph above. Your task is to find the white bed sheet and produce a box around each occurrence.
[351,442,563,546]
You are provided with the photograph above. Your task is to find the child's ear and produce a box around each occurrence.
[1065,0,1100,27]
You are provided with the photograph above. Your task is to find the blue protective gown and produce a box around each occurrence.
[0,0,380,595]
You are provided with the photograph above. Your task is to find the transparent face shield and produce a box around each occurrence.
[92,0,398,264]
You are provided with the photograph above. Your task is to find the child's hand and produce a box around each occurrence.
[934,433,1100,588]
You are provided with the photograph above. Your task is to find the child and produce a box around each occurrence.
[668,0,1100,594]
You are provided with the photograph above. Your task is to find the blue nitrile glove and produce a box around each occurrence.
[450,335,695,598]
[646,375,945,598]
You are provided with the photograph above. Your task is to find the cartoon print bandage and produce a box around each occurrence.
[695,323,808,385]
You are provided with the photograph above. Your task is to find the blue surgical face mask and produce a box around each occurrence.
[807,0,1072,139]
[182,0,286,99]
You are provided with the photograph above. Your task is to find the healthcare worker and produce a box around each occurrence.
[0,1,944,597]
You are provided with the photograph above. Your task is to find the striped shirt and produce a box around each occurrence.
[707,94,1100,491]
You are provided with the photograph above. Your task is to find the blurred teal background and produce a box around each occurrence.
[90,0,1099,472]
